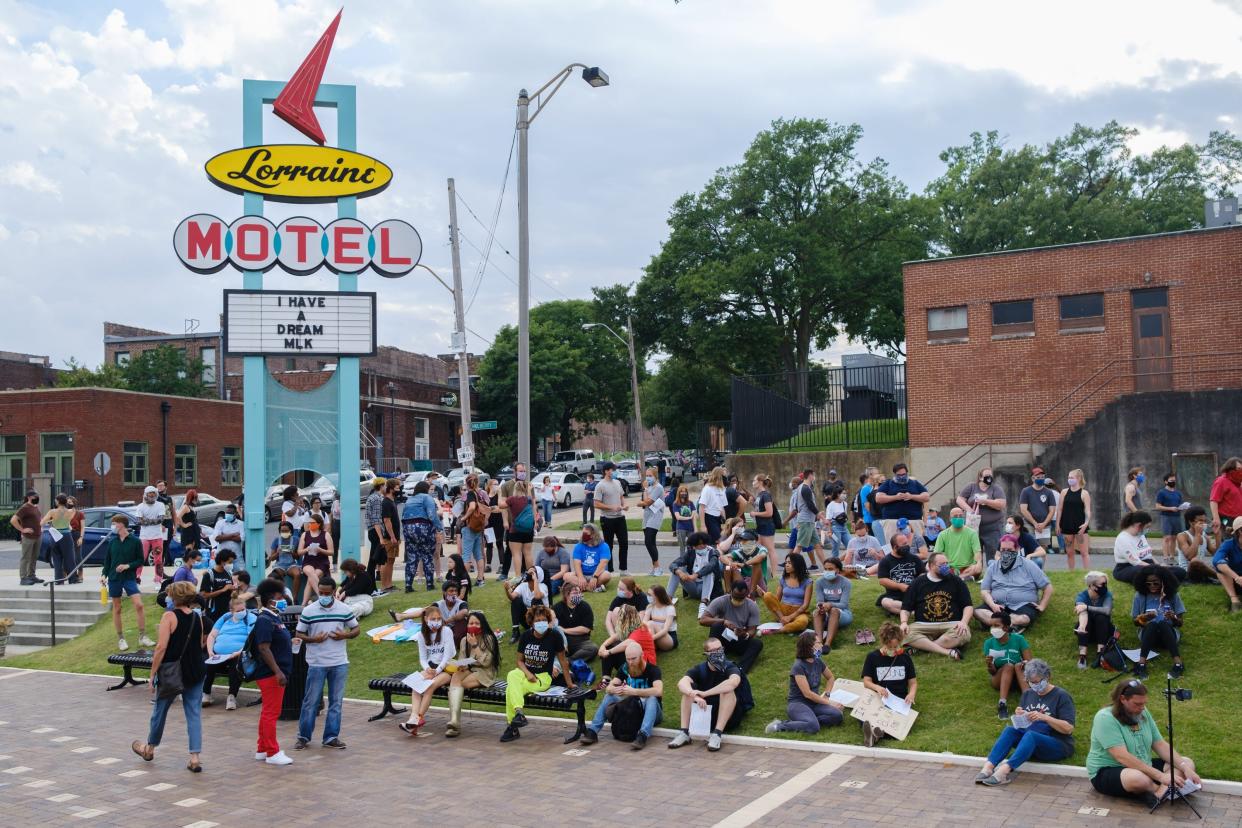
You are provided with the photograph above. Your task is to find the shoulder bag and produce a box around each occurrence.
[156,611,200,700]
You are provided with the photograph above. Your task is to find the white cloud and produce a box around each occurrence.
[48,9,175,71]
[1126,124,1194,156]
[0,161,60,195]
[353,64,404,88]
[0,223,10,241]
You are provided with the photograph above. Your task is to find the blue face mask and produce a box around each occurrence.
[1135,473,1146,484]
[275,599,288,612]
[823,570,838,582]
[532,620,549,634]
[225,513,236,522]
[1030,679,1049,694]
[936,564,952,578]
[318,595,333,608]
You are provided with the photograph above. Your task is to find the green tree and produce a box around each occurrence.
[56,346,211,398]
[474,299,633,455]
[56,358,127,389]
[473,434,517,475]
[639,355,730,448]
[927,122,1242,256]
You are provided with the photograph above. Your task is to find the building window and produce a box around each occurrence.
[1059,292,1105,331]
[40,433,73,488]
[201,347,216,384]
[221,446,241,486]
[414,417,428,439]
[174,444,197,486]
[122,441,148,487]
[284,358,297,371]
[991,299,1034,336]
[927,305,968,342]
[114,351,130,367]
[1,436,26,509]
[1132,287,1168,309]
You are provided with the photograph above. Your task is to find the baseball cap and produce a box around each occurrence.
[1231,516,1242,534]
[739,529,758,541]
[143,485,158,495]
[827,468,838,476]
[928,507,939,513]
[896,517,910,529]
[1031,466,1045,476]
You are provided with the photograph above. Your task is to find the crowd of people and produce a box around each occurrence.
[78,454,1242,809]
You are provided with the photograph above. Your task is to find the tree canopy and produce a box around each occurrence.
[57,346,212,399]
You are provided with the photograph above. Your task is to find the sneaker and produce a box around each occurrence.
[1077,656,1087,670]
[1133,663,1149,679]
[512,711,529,729]
[398,720,422,736]
[862,628,876,644]
[31,576,44,584]
[265,751,293,765]
[255,752,267,761]
[861,719,876,747]
[981,774,1011,787]
[138,635,155,648]
[651,567,663,577]
[592,585,606,592]
[201,694,214,707]
[707,731,723,751]
[975,771,992,784]
[499,724,520,743]
[323,738,347,749]
[117,637,129,652]
[1171,662,1185,678]
[855,630,868,646]
[697,602,708,620]
[404,586,414,594]
[511,625,521,642]
[667,731,691,749]
[579,728,599,746]
[765,719,783,734]
[293,738,309,751]
[19,578,35,586]
[631,731,648,750]
[997,700,1008,721]
[226,694,237,711]
[619,570,629,577]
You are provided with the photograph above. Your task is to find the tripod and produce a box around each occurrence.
[1150,674,1201,818]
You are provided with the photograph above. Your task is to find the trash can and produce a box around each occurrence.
[279,606,308,721]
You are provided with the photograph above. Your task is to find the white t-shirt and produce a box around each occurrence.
[647,602,677,633]
[1114,530,1154,566]
[513,569,549,607]
[826,500,847,524]
[537,483,555,503]
[699,485,727,517]
[134,501,167,541]
[417,626,457,674]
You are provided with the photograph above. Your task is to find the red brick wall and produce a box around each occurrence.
[0,357,58,391]
[904,226,1242,448]
[0,387,244,505]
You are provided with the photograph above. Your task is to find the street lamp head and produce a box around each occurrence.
[581,323,598,330]
[581,67,609,88]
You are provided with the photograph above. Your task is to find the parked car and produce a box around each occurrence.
[42,506,196,568]
[545,472,586,507]
[495,465,516,482]
[302,475,338,506]
[401,470,444,501]
[444,466,491,498]
[171,492,231,526]
[551,449,597,475]
[264,484,286,521]
[613,461,642,493]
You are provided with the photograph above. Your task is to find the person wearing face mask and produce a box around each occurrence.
[501,463,540,576]
[876,532,926,617]
[700,580,763,673]
[667,638,753,751]
[981,609,1033,721]
[1130,566,1186,680]
[445,611,501,737]
[957,468,1006,562]
[1018,468,1057,554]
[667,531,722,617]
[503,565,548,639]
[296,514,335,605]
[212,504,243,564]
[899,551,973,660]
[534,535,572,595]
[171,547,203,585]
[102,513,153,652]
[582,472,598,524]
[639,467,667,577]
[811,557,853,652]
[1074,571,1115,669]
[292,577,359,750]
[400,605,457,736]
[606,575,650,637]
[200,548,238,625]
[336,558,376,618]
[923,507,946,548]
[12,489,44,585]
[1152,472,1187,566]
[719,520,767,595]
[977,659,1076,787]
[500,605,574,743]
[570,523,613,592]
[401,480,443,593]
[764,630,843,736]
[252,578,294,765]
[554,583,599,663]
[975,535,1053,631]
[1005,515,1046,569]
[204,595,255,712]
[934,507,982,579]
[875,462,930,547]
[133,485,169,585]
[1209,456,1242,542]
[433,582,471,645]
[1054,468,1092,570]
[1123,467,1146,513]
[267,521,301,597]
[892,517,928,559]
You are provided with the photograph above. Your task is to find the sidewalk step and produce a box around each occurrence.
[5,608,106,625]
[7,620,97,636]
[0,596,109,612]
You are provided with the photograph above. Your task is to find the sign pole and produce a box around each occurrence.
[447,178,473,471]
[335,85,362,566]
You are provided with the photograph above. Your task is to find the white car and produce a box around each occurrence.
[613,461,643,493]
[544,472,587,507]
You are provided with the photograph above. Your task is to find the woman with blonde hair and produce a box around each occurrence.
[698,467,729,544]
[599,603,656,678]
[1055,469,1092,571]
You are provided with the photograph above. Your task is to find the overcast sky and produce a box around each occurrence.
[3,0,1241,370]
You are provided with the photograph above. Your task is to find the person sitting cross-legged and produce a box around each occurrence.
[900,551,973,660]
[580,640,664,750]
[1212,516,1242,613]
[974,534,1053,630]
[700,580,763,673]
[759,552,812,635]
[666,531,722,619]
[764,630,844,735]
[976,659,1076,787]
[811,557,852,653]
[875,532,925,617]
[667,637,754,752]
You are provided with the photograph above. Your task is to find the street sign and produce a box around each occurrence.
[92,451,111,476]
[470,421,497,431]
[456,446,475,463]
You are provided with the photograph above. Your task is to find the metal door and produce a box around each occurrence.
[1132,288,1171,391]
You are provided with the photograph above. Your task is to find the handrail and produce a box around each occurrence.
[40,534,110,647]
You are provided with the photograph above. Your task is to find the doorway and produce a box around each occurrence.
[1131,288,1171,391]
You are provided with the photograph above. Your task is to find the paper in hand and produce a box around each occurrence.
[402,673,433,693]
[721,627,739,642]
[688,703,712,738]
[1011,712,1032,729]
[882,694,912,716]
[829,688,860,706]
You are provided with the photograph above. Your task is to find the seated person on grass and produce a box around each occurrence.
[643,584,678,651]
[900,551,972,660]
[844,519,884,573]
[568,523,613,592]
[580,640,664,750]
[974,534,1053,630]
[860,621,917,747]
[890,516,928,559]
[599,604,656,680]
[760,552,812,635]
[983,608,1032,721]
[1211,516,1242,613]
[666,637,753,752]
[811,557,852,652]
[700,580,763,673]
[606,576,649,636]
[976,659,1075,787]
[935,507,982,579]
[1074,571,1114,670]
[875,532,925,617]
[666,531,722,618]
[719,521,768,596]
[764,630,844,735]
[502,566,548,639]
[1130,566,1186,680]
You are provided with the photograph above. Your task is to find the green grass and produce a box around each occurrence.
[736,418,908,454]
[6,572,1239,780]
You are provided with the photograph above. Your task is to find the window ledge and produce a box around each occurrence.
[991,331,1036,341]
[1058,326,1105,335]
[927,337,968,346]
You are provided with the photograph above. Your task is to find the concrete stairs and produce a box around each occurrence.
[1,587,108,648]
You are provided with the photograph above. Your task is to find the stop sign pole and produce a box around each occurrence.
[93,451,111,508]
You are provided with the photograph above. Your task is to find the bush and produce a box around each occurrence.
[0,513,18,541]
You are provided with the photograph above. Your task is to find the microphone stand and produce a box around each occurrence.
[1150,674,1201,818]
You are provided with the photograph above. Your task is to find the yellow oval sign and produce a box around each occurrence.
[204,144,393,202]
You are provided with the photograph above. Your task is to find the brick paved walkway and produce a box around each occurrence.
[0,668,1236,827]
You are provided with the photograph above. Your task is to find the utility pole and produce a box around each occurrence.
[626,314,643,468]
[516,89,531,468]
[447,178,473,472]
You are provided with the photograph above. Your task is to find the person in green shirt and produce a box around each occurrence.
[982,609,1032,720]
[934,507,982,579]
[100,513,153,652]
[1086,679,1202,807]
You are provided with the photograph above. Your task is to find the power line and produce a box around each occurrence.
[456,130,517,314]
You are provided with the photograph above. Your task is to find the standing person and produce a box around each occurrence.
[1018,468,1057,553]
[293,577,359,750]
[130,581,205,773]
[811,557,852,652]
[875,462,930,544]
[638,466,666,577]
[824,488,849,559]
[764,630,844,735]
[445,611,501,737]
[11,489,42,585]
[860,621,918,746]
[199,548,237,627]
[212,504,243,571]
[697,467,729,545]
[375,479,402,594]
[957,467,1006,562]
[101,513,153,651]
[175,489,202,557]
[1130,567,1186,680]
[484,478,506,576]
[1152,472,1187,566]
[751,475,779,580]
[501,466,539,575]
[760,553,812,635]
[537,474,555,527]
[580,640,664,750]
[582,472,597,525]
[500,605,574,743]
[723,474,751,522]
[133,485,168,585]
[156,479,175,569]
[596,462,630,573]
[364,477,388,586]
[900,551,973,660]
[672,485,695,558]
[41,493,77,583]
[1074,571,1115,669]
[399,604,457,736]
[66,495,84,583]
[330,492,342,562]
[1123,467,1145,513]
[1055,469,1092,571]
[976,659,1076,786]
[252,578,295,765]
[401,480,442,593]
[1209,457,1242,542]
[790,469,825,570]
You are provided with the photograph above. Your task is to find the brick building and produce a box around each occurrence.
[0,351,60,391]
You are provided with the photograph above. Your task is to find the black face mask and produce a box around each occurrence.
[981,475,994,486]
[894,545,910,556]
[1166,481,1177,488]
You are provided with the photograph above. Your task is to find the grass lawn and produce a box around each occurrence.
[6,570,1239,780]
[736,418,908,454]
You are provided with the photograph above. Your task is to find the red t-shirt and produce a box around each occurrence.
[1210,475,1242,518]
[15,503,40,534]
[627,627,657,665]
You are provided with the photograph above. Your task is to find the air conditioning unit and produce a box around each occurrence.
[1205,198,1239,228]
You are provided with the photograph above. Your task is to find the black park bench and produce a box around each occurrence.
[106,651,154,691]
[367,673,597,743]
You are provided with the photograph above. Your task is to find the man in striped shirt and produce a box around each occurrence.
[293,577,360,750]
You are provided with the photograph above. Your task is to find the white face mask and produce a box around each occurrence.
[1005,522,1016,534]
[990,627,1006,639]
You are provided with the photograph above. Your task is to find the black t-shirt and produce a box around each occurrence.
[622,661,662,689]
[380,497,399,531]
[901,574,972,623]
[754,490,774,525]
[876,552,926,599]
[201,567,234,620]
[724,487,741,519]
[252,609,293,679]
[862,649,916,699]
[554,600,595,638]
[609,592,649,614]
[518,629,565,674]
[342,571,376,597]
[685,660,754,712]
[1018,686,1076,751]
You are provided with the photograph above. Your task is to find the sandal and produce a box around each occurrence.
[131,740,153,762]
[186,760,202,773]
[947,648,962,661]
[387,609,399,622]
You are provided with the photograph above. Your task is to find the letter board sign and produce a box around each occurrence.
[223,289,376,356]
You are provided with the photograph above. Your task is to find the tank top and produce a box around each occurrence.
[1059,488,1086,531]
[50,508,73,530]
[1177,530,1206,569]
[180,507,200,547]
[164,608,205,687]
[1126,486,1143,510]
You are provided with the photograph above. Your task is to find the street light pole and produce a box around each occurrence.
[515,64,609,469]
[447,178,473,472]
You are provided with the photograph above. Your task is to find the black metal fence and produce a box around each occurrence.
[731,363,908,452]
[0,477,96,511]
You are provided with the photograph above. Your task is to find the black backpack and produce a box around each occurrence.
[608,695,644,742]
[1098,632,1129,680]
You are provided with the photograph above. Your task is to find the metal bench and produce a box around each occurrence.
[105,651,154,691]
[367,673,597,743]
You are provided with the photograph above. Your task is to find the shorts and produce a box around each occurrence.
[1091,759,1165,799]
[507,530,534,545]
[1007,603,1041,622]
[754,520,776,538]
[1160,515,1183,537]
[816,605,853,627]
[796,521,818,549]
[108,579,140,598]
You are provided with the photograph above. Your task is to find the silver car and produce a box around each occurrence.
[612,461,642,493]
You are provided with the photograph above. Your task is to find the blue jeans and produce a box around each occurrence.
[460,526,484,562]
[147,678,203,753]
[589,693,662,737]
[298,663,349,743]
[986,726,1071,771]
[541,499,553,524]
[828,524,849,557]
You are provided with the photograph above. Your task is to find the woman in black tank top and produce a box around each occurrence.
[1056,470,1092,571]
[132,581,206,771]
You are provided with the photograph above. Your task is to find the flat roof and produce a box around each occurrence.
[105,332,222,344]
[0,386,241,406]
[904,223,1242,267]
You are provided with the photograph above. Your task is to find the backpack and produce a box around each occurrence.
[513,501,535,533]
[465,494,490,533]
[569,658,595,688]
[608,695,644,742]
[866,488,880,520]
[1098,632,1129,679]
[850,490,863,522]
